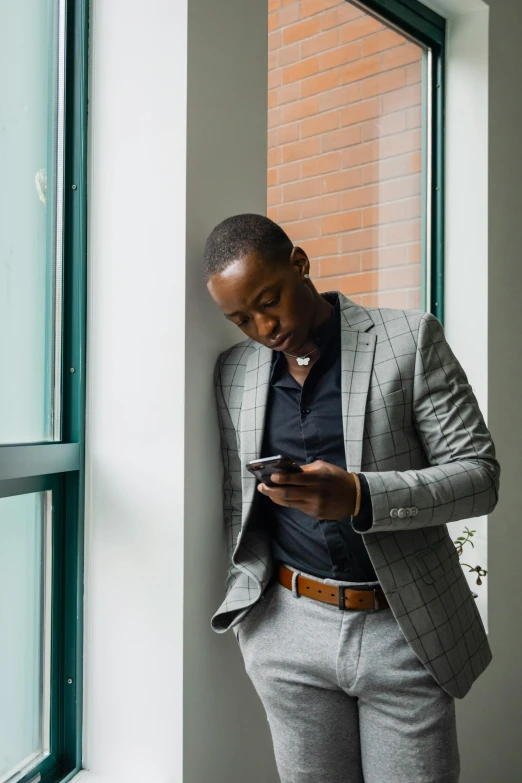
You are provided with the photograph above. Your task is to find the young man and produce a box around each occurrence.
[205,213,500,783]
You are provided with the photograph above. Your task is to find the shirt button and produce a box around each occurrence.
[302,408,311,415]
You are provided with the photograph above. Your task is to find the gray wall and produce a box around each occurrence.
[183,0,278,781]
[457,2,522,781]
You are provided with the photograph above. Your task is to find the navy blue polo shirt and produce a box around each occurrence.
[257,291,377,582]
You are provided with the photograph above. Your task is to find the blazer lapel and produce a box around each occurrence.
[338,295,376,472]
[239,342,273,524]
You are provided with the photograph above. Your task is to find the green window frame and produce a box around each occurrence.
[0,1,89,781]
[351,0,446,322]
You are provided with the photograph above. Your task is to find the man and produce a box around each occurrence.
[205,213,500,783]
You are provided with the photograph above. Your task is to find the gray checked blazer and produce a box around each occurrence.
[211,292,500,699]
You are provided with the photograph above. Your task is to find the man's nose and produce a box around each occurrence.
[256,316,278,340]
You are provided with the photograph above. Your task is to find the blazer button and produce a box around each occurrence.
[398,508,406,518]
[405,508,412,517]
[390,508,399,518]
[411,507,418,516]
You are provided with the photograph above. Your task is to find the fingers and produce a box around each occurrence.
[257,482,311,506]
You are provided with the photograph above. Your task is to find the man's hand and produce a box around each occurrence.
[257,460,357,520]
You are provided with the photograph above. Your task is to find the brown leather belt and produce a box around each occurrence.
[278,563,389,611]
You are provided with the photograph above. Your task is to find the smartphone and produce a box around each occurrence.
[246,454,303,487]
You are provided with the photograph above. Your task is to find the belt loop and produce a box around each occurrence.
[291,569,300,598]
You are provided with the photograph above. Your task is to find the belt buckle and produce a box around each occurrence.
[338,585,346,610]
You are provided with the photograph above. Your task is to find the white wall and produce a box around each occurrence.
[84,1,187,780]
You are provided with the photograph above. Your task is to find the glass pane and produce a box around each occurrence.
[267,0,426,309]
[0,492,51,783]
[0,1,63,444]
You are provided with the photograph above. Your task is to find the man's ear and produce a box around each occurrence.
[289,245,310,276]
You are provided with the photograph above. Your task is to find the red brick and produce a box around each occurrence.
[283,17,321,45]
[320,125,361,153]
[381,220,421,245]
[341,184,378,211]
[277,122,300,144]
[301,152,340,178]
[378,174,421,202]
[406,105,422,129]
[268,12,278,33]
[383,43,422,70]
[406,197,421,219]
[340,55,382,85]
[362,156,408,184]
[268,147,282,168]
[361,69,407,99]
[268,186,282,206]
[282,57,320,84]
[321,4,363,31]
[275,82,301,105]
[282,137,320,163]
[361,112,407,142]
[300,193,341,219]
[269,0,281,12]
[268,108,281,129]
[302,70,340,98]
[277,201,301,222]
[383,85,421,113]
[363,200,408,227]
[268,128,278,149]
[320,253,361,277]
[341,141,379,169]
[268,91,277,110]
[267,168,277,187]
[339,16,384,44]
[301,111,338,139]
[300,0,339,19]
[380,264,421,289]
[283,177,323,202]
[379,129,422,159]
[361,245,407,270]
[336,271,380,295]
[268,31,282,51]
[406,62,422,85]
[341,228,379,253]
[278,162,301,183]
[339,98,381,127]
[301,236,340,258]
[360,290,412,308]
[301,29,338,58]
[406,242,421,263]
[319,41,361,71]
[322,169,362,193]
[268,50,278,71]
[278,43,301,66]
[277,3,300,27]
[319,82,361,111]
[283,218,322,240]
[268,68,282,90]
[407,151,422,173]
[322,210,362,235]
[308,258,320,278]
[362,29,405,56]
[281,96,320,123]
[267,206,278,221]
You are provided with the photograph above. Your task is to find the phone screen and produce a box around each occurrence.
[247,455,302,486]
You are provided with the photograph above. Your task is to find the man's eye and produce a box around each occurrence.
[237,318,249,327]
[265,295,280,307]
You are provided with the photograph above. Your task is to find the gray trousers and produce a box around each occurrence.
[235,566,460,783]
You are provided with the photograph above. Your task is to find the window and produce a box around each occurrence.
[267,0,445,319]
[0,1,88,782]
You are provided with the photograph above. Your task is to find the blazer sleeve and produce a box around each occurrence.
[353,312,500,533]
[214,353,243,588]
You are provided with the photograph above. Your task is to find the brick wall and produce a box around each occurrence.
[267,0,423,309]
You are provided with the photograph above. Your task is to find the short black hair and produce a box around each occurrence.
[203,213,293,282]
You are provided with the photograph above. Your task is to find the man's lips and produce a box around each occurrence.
[271,332,292,350]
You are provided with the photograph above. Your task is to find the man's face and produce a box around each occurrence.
[206,250,316,354]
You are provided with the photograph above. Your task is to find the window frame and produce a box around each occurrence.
[0,0,89,781]
[350,0,446,322]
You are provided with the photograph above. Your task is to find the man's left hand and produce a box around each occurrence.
[257,460,357,520]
